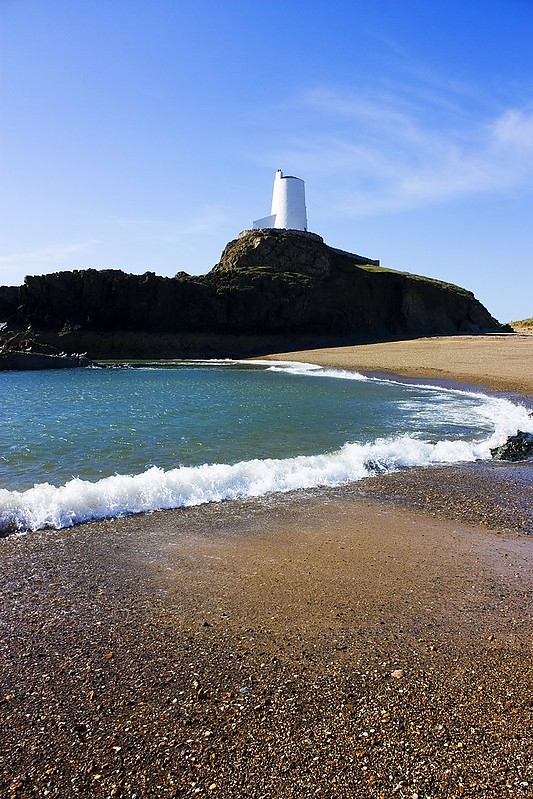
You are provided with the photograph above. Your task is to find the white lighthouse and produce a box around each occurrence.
[253,169,307,231]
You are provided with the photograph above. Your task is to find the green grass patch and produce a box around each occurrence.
[510,316,533,330]
[354,263,473,297]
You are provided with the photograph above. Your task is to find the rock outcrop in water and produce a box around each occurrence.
[0,229,505,360]
[491,431,533,461]
[0,327,94,370]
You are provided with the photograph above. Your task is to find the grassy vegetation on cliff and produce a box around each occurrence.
[355,263,475,298]
[511,317,533,331]
[329,247,475,298]
[209,264,315,287]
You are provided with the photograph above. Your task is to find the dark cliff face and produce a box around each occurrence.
[0,230,504,358]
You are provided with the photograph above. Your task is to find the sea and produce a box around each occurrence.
[1,359,532,534]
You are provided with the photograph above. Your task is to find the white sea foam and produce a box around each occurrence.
[178,358,370,380]
[1,387,531,534]
[267,362,370,381]
[2,361,532,534]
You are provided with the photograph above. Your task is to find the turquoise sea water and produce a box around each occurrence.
[1,360,531,533]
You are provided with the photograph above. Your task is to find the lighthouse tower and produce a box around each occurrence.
[253,169,307,231]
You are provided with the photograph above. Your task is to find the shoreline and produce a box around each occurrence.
[259,333,533,396]
[1,334,532,796]
[260,334,533,537]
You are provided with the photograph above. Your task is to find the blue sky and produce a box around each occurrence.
[1,0,532,323]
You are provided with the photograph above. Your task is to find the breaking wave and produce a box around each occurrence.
[1,360,532,534]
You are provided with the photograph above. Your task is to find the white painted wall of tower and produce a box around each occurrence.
[271,170,307,231]
[253,170,308,231]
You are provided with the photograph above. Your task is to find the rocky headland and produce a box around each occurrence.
[0,229,506,362]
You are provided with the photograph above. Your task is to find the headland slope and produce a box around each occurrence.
[0,230,505,362]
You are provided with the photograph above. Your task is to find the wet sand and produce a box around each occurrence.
[261,333,533,395]
[1,335,532,798]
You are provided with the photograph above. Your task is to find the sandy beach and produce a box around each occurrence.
[1,335,532,798]
[261,333,533,395]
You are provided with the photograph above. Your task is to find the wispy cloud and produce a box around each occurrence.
[259,83,533,217]
[491,109,533,149]
[115,206,233,246]
[0,239,101,271]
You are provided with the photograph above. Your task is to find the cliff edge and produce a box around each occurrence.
[0,230,504,360]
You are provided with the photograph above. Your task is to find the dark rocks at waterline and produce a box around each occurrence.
[491,431,533,462]
[0,328,95,370]
[0,229,506,359]
[0,351,94,371]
